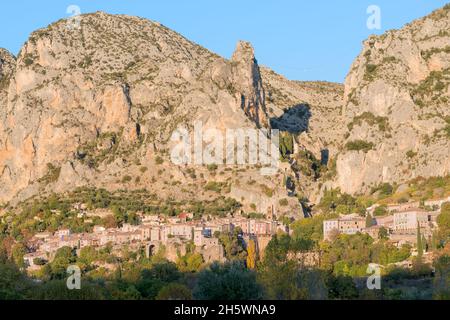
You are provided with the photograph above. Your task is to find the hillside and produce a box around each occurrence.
[0,12,346,218]
[1,5,449,217]
[336,5,450,195]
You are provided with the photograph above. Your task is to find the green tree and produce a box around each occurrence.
[279,133,294,160]
[177,252,204,273]
[11,243,27,269]
[378,227,389,240]
[365,214,374,228]
[417,223,424,258]
[156,283,193,300]
[193,261,263,300]
[217,228,247,261]
[30,279,106,300]
[78,246,98,266]
[136,261,180,299]
[433,255,450,299]
[258,234,318,299]
[373,205,388,216]
[327,275,359,299]
[437,202,450,243]
[50,246,77,279]
[0,260,30,299]
[291,214,333,246]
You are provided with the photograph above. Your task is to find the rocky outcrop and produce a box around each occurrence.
[0,12,299,216]
[336,5,450,194]
[0,48,15,79]
[231,41,268,128]
[0,48,15,114]
[2,6,448,208]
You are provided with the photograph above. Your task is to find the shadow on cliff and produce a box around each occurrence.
[269,104,311,134]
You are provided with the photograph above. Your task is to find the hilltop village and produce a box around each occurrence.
[18,195,449,272]
[22,205,281,271]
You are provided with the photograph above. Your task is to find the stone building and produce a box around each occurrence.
[323,214,366,240]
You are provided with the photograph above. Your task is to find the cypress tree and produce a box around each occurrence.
[417,222,423,258]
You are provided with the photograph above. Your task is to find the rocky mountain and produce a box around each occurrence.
[0,12,344,218]
[336,4,450,195]
[1,5,449,215]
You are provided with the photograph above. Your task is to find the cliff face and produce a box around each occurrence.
[0,12,272,204]
[2,6,448,208]
[0,48,15,115]
[0,11,317,219]
[336,5,450,194]
[231,41,268,128]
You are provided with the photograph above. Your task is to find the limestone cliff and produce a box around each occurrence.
[0,12,302,217]
[335,5,450,194]
[2,5,449,212]
[231,41,268,128]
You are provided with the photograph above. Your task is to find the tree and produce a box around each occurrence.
[378,227,389,240]
[50,246,77,279]
[295,269,329,300]
[365,214,374,228]
[0,260,30,299]
[417,222,424,258]
[177,252,204,273]
[30,279,106,300]
[320,233,374,277]
[257,234,319,299]
[78,246,98,266]
[217,229,247,262]
[433,255,450,299]
[373,205,387,216]
[193,261,263,300]
[246,239,257,269]
[327,275,359,299]
[291,214,332,245]
[437,202,450,244]
[156,283,193,300]
[11,243,27,269]
[279,133,294,160]
[136,261,180,299]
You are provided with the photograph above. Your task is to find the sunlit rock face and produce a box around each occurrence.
[336,6,450,194]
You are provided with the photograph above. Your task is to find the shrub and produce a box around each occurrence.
[139,166,148,173]
[279,133,294,160]
[373,205,387,216]
[366,64,377,73]
[406,150,418,158]
[38,163,61,184]
[204,181,225,193]
[156,283,192,300]
[260,184,274,198]
[207,164,218,172]
[345,140,374,153]
[348,112,390,132]
[364,64,378,81]
[122,175,132,183]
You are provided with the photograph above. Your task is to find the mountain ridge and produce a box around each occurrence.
[1,6,449,215]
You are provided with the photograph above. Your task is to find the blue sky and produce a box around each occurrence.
[0,0,448,82]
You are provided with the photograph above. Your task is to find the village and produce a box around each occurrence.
[23,204,282,272]
[323,196,450,264]
[21,194,450,273]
